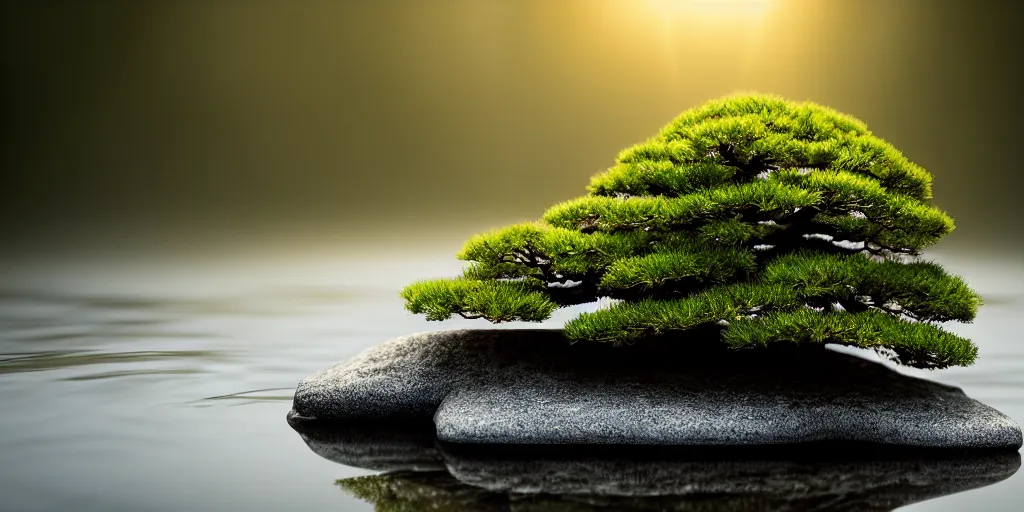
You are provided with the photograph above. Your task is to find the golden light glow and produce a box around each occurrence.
[646,0,772,17]
[600,0,775,98]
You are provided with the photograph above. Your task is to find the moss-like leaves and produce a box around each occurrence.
[564,284,801,344]
[400,94,980,368]
[761,252,981,323]
[600,244,757,299]
[724,310,976,369]
[401,278,556,322]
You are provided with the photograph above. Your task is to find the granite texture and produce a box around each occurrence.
[297,420,1021,511]
[289,329,1023,449]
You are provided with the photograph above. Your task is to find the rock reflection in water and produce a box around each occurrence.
[290,420,1020,512]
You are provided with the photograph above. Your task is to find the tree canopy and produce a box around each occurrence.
[400,94,980,369]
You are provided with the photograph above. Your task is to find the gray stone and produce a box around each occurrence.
[289,329,1023,449]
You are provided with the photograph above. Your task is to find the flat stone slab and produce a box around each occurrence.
[289,329,1023,449]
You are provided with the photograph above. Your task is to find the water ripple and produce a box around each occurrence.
[194,388,295,407]
[0,350,223,374]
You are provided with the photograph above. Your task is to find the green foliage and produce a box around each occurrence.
[564,284,802,344]
[770,169,954,249]
[550,170,953,252]
[400,94,981,368]
[588,160,736,197]
[401,278,556,322]
[544,180,820,234]
[760,252,981,322]
[636,95,933,200]
[456,222,664,281]
[723,310,977,369]
[599,244,757,298]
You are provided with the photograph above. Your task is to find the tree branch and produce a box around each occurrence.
[835,296,870,313]
[544,280,600,307]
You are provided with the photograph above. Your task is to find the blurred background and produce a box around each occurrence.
[1,2,1022,511]
[3,0,1023,260]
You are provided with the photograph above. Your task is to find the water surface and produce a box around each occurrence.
[0,247,1020,511]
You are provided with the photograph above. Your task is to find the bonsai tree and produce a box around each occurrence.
[400,94,981,369]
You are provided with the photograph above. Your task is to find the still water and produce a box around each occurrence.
[0,245,1021,511]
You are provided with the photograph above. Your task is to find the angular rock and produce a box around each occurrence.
[289,329,1023,449]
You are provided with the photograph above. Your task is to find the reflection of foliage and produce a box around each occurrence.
[336,471,771,512]
[327,424,1019,511]
[336,472,504,512]
[330,443,1021,512]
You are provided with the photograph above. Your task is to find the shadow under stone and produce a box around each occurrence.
[291,419,1020,511]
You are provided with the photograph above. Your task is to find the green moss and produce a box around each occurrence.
[400,94,982,368]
